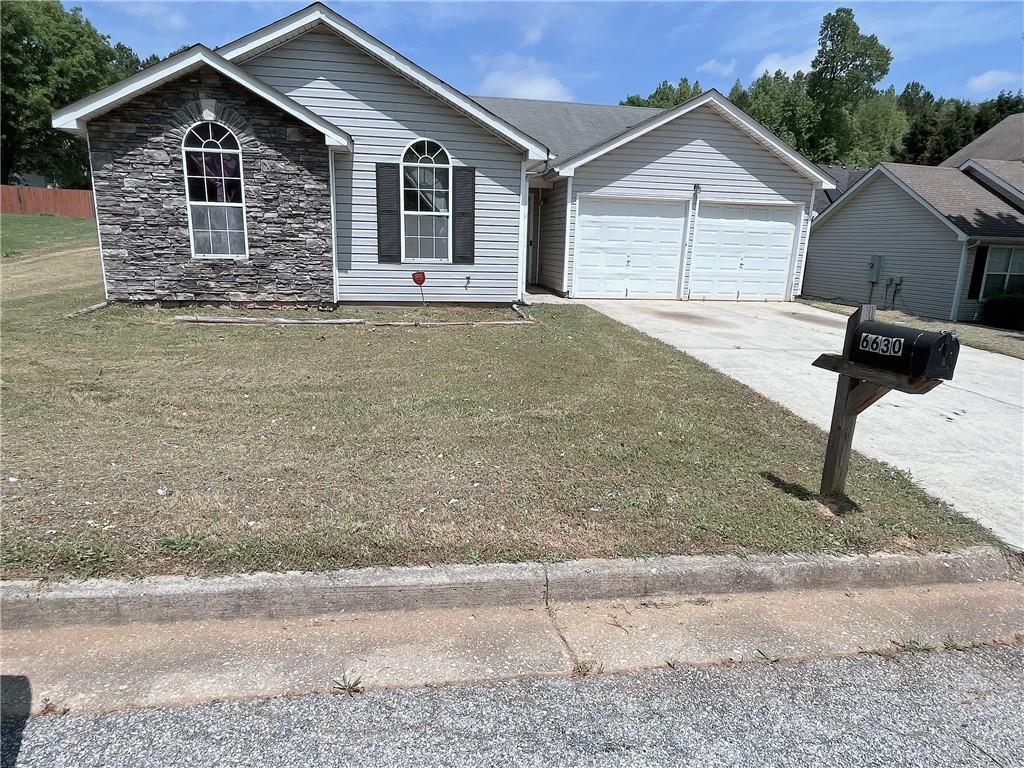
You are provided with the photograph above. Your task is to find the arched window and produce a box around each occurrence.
[401,139,451,262]
[183,122,247,259]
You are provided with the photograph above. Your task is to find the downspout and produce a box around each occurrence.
[949,239,971,321]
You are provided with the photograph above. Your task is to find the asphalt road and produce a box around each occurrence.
[4,644,1022,767]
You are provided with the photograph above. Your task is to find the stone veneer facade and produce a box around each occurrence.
[88,67,334,302]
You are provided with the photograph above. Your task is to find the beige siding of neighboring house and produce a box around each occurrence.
[537,179,568,293]
[566,104,815,298]
[243,30,525,302]
[803,174,963,320]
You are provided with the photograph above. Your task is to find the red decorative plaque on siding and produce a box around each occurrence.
[411,271,426,286]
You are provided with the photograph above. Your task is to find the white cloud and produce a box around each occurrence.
[966,69,1023,95]
[521,17,547,47]
[118,2,188,31]
[474,53,572,101]
[750,47,816,78]
[697,58,737,78]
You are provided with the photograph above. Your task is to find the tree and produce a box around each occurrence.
[896,81,936,163]
[727,79,750,111]
[621,77,703,108]
[847,87,909,165]
[807,7,892,161]
[0,1,119,185]
[744,70,818,155]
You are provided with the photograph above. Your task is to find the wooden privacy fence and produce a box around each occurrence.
[1,185,94,219]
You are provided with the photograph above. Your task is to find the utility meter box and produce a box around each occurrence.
[849,320,959,381]
[867,256,883,282]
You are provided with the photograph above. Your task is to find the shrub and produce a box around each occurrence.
[981,290,1024,330]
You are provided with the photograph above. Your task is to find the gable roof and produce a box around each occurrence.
[215,3,550,161]
[546,89,834,188]
[960,159,1024,207]
[51,45,352,149]
[471,96,661,162]
[939,113,1024,168]
[817,164,870,209]
[811,162,1024,240]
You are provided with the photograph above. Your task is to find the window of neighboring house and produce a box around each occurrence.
[981,246,1024,299]
[183,122,247,259]
[401,139,451,262]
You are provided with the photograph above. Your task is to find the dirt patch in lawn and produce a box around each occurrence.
[0,250,997,579]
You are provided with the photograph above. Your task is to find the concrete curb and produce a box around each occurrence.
[1,546,1015,630]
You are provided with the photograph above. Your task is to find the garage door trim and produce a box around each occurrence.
[686,198,803,302]
[572,194,690,299]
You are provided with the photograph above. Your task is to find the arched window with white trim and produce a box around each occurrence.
[183,122,247,259]
[401,139,451,262]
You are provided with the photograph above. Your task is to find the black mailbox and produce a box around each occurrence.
[849,320,959,380]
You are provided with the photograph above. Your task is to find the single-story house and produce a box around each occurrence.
[803,127,1024,321]
[53,2,834,305]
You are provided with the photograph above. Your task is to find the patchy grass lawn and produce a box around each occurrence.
[1,212,98,258]
[1,250,995,579]
[800,298,1024,360]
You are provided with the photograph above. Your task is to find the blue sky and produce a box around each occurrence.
[78,1,1023,104]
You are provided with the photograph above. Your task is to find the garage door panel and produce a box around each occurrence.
[690,203,798,301]
[574,198,687,299]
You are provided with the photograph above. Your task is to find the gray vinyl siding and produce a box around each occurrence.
[243,30,524,302]
[537,178,568,292]
[566,105,815,298]
[803,174,963,320]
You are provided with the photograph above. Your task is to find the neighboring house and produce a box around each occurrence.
[803,158,1024,321]
[814,165,869,214]
[52,2,834,305]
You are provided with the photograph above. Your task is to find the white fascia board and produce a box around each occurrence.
[959,160,1024,207]
[810,164,969,240]
[51,45,352,150]
[217,4,551,162]
[552,90,835,189]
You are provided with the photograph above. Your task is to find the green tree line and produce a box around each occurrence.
[622,7,1023,167]
[0,0,187,187]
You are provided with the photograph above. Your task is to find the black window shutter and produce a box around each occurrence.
[452,166,475,265]
[967,245,989,300]
[375,163,401,264]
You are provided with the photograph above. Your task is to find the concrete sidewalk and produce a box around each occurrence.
[2,581,1020,714]
[583,300,1024,548]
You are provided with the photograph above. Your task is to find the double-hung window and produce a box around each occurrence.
[183,122,247,259]
[401,139,451,262]
[981,246,1024,299]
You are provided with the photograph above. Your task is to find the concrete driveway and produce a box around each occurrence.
[584,300,1024,549]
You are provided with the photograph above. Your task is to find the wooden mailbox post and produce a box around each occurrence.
[812,305,957,497]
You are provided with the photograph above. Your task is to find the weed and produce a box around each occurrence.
[572,660,603,677]
[332,672,363,696]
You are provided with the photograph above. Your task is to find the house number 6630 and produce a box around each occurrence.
[858,333,904,357]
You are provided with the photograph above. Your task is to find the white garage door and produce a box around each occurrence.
[574,198,687,298]
[689,203,799,300]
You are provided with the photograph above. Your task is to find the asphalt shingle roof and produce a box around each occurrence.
[882,162,1024,239]
[939,113,1024,168]
[471,96,662,161]
[817,164,870,209]
[971,158,1024,194]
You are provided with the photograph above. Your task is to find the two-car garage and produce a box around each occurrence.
[572,196,801,301]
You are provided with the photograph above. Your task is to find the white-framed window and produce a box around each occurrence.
[401,139,451,263]
[182,121,248,259]
[982,246,1024,299]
